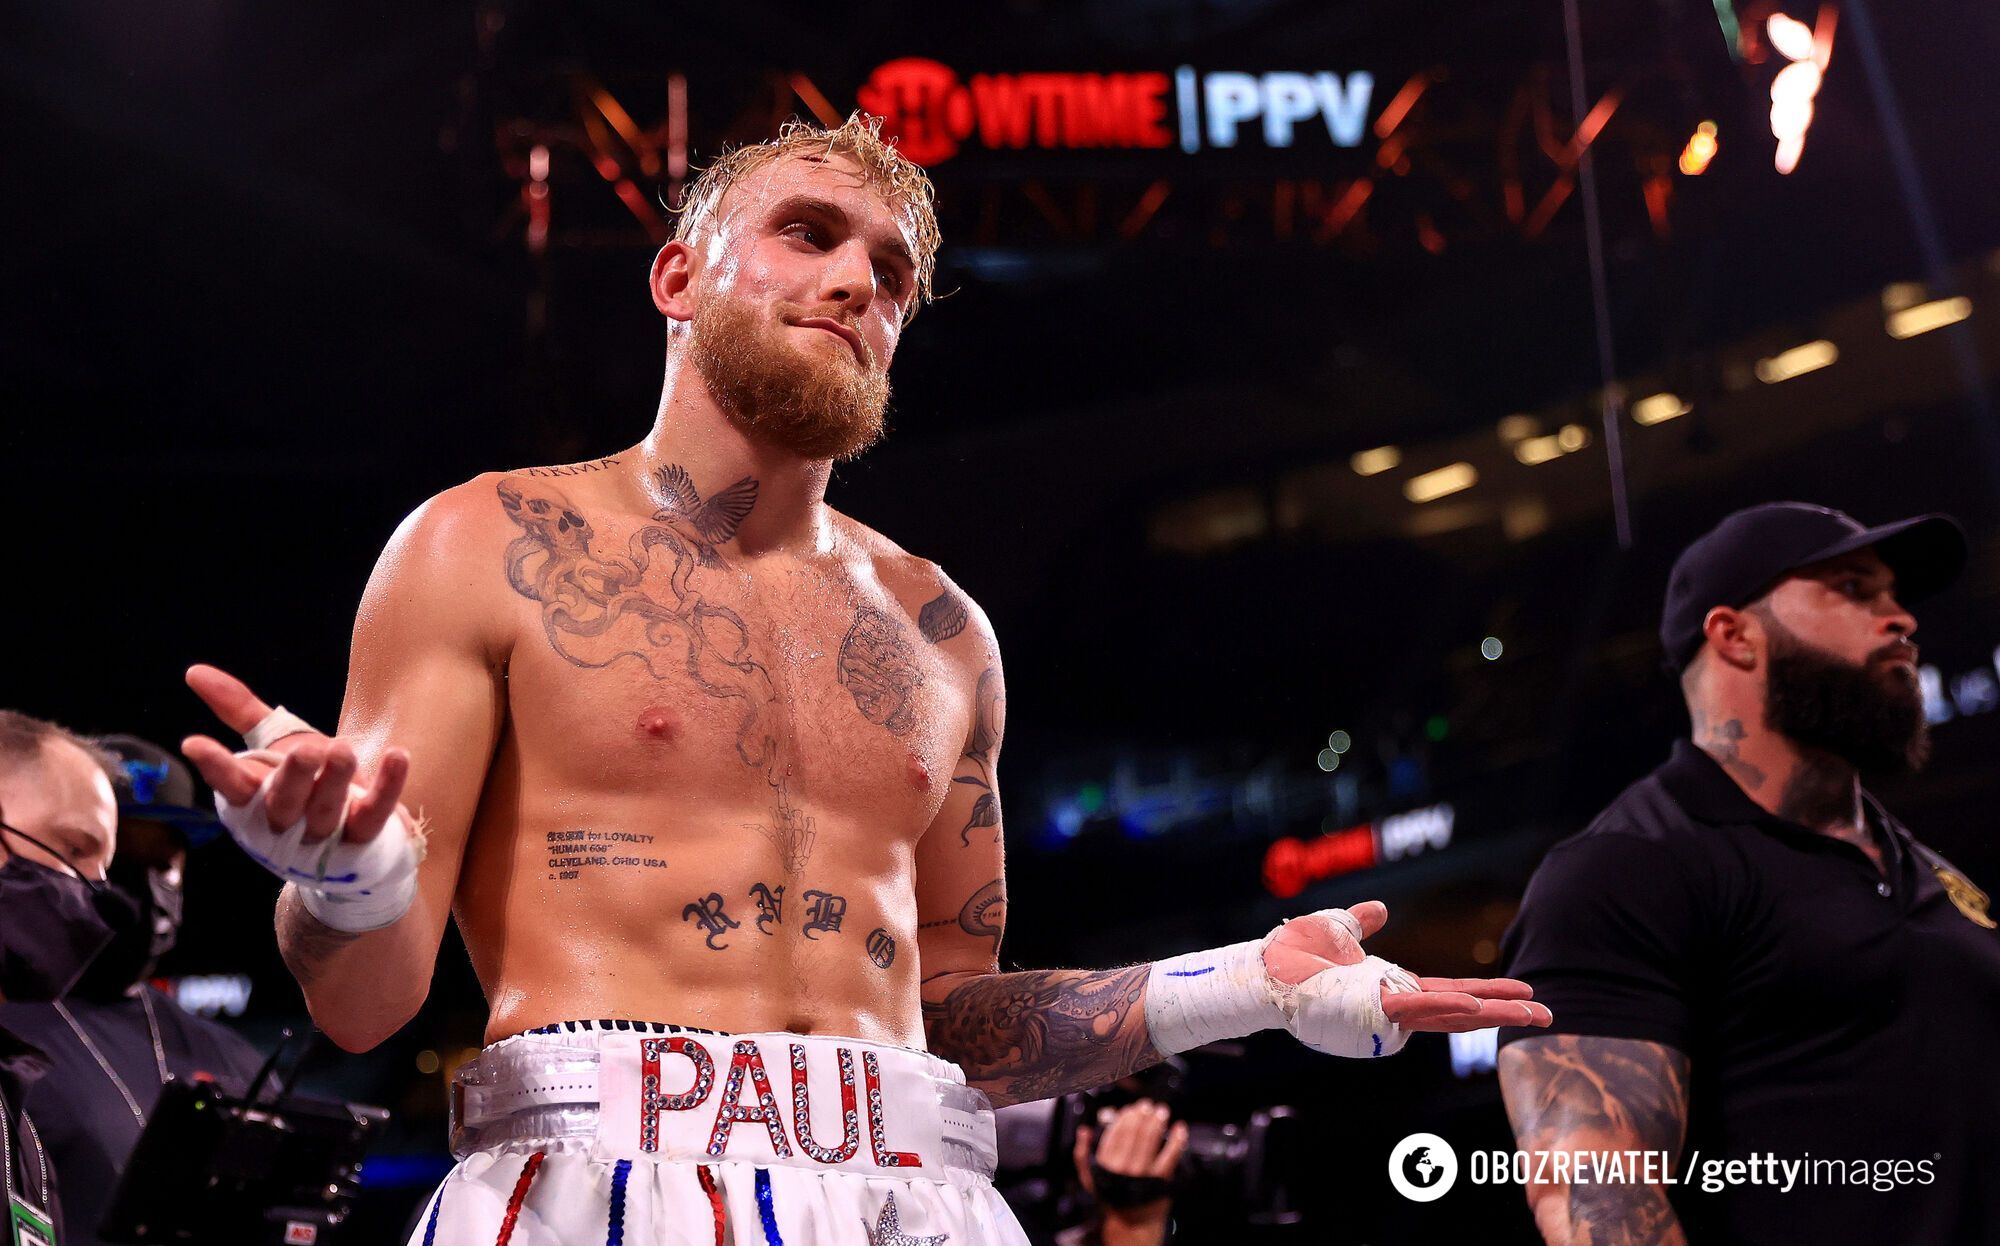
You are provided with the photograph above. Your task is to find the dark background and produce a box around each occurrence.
[8,0,2000,1239]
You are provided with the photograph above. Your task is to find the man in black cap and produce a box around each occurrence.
[0,734,265,1246]
[1496,503,2000,1245]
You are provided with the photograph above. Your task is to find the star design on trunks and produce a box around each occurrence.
[865,1193,948,1246]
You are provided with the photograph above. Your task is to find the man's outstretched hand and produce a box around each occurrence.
[182,663,410,846]
[1265,900,1551,1032]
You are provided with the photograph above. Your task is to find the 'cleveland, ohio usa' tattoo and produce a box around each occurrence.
[749,882,784,934]
[837,607,924,736]
[953,667,1003,846]
[865,928,897,969]
[923,965,1161,1106]
[682,892,741,952]
[497,466,818,875]
[801,889,848,940]
[543,828,667,883]
[918,589,969,644]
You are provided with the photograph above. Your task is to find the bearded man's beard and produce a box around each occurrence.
[686,285,891,461]
[1763,618,1930,774]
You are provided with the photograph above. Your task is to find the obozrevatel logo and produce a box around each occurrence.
[1388,1132,1459,1202]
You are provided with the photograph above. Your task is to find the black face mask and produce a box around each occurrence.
[0,850,122,1002]
[71,857,181,1000]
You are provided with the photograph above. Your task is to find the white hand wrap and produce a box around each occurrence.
[1143,912,1418,1059]
[214,752,423,933]
[243,704,320,751]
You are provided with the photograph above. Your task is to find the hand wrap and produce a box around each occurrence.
[1142,908,1416,1059]
[213,750,423,933]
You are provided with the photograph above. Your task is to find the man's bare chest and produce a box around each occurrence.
[490,491,970,851]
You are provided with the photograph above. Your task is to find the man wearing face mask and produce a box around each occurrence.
[0,710,130,1245]
[0,730,264,1246]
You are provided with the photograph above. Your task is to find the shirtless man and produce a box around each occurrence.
[182,114,1549,1246]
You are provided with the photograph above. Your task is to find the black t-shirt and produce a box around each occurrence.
[0,986,265,1246]
[1500,740,2000,1245]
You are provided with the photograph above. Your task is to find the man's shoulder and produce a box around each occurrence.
[1539,766,1732,883]
[835,514,997,653]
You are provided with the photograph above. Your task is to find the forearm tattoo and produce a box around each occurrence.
[497,467,817,873]
[1501,1035,1690,1246]
[922,965,1162,1106]
[954,667,1003,846]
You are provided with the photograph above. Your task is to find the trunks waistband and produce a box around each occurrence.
[449,1020,998,1182]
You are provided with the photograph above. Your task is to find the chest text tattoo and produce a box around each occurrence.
[497,468,819,874]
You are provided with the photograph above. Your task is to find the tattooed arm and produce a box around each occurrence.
[908,605,1165,1105]
[1499,1036,1691,1246]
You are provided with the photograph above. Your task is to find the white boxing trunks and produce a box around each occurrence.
[409,1020,1029,1246]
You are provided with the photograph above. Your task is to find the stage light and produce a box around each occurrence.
[1633,393,1690,425]
[1316,748,1340,772]
[1766,8,1835,175]
[1404,462,1477,503]
[1755,339,1838,382]
[1480,637,1504,660]
[415,1049,441,1075]
[1514,434,1564,466]
[1329,730,1352,753]
[1556,424,1590,453]
[1767,13,1816,61]
[1351,445,1402,476]
[1887,297,1972,340]
[1678,121,1718,175]
[1496,414,1540,443]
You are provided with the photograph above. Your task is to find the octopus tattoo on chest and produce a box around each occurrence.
[496,467,817,873]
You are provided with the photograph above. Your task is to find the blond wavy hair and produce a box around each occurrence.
[672,112,941,322]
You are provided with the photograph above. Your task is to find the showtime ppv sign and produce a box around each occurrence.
[857,58,1376,165]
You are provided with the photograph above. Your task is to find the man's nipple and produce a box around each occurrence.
[906,752,931,792]
[635,706,681,743]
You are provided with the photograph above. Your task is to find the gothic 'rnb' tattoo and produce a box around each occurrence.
[1697,714,1766,792]
[918,589,970,644]
[683,892,740,952]
[922,965,1160,1106]
[865,928,897,969]
[749,882,784,935]
[800,889,848,940]
[954,667,1003,846]
[837,607,924,736]
[956,879,1006,955]
[1500,1035,1690,1246]
[497,468,816,874]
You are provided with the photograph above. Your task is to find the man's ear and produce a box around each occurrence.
[1702,604,1760,671]
[650,240,696,322]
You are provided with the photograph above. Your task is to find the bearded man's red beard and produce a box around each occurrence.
[686,283,892,461]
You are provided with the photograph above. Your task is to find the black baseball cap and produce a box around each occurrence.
[1660,502,1967,673]
[97,734,224,846]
